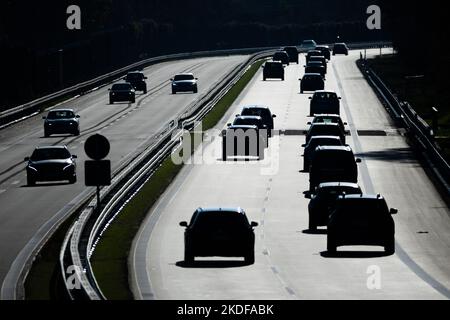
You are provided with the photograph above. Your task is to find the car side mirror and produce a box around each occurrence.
[76,115,80,118]
[301,144,306,147]
[272,114,276,118]
[227,123,231,127]
[390,208,398,215]
[355,158,362,163]
[24,157,30,161]
[235,114,240,117]
[42,116,46,119]
[72,155,78,159]
[298,78,302,81]
[344,122,347,125]
[144,76,148,79]
[195,78,198,80]
[170,78,173,81]
[250,221,258,228]
[304,193,312,199]
[179,221,188,227]
[308,97,312,100]
[338,97,342,99]
[307,122,312,125]
[108,88,111,91]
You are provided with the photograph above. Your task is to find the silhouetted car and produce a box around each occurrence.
[301,136,343,172]
[239,105,276,137]
[327,194,397,253]
[25,146,77,186]
[316,45,331,60]
[283,46,299,64]
[309,146,361,192]
[304,63,326,78]
[171,73,198,94]
[231,115,268,147]
[299,40,317,52]
[109,82,135,104]
[124,71,148,93]
[222,125,265,161]
[306,50,323,63]
[308,56,327,72]
[306,123,346,145]
[309,91,341,116]
[43,109,80,137]
[179,207,259,263]
[307,182,362,231]
[308,114,347,133]
[299,73,324,93]
[273,51,290,65]
[333,43,349,55]
[263,61,285,81]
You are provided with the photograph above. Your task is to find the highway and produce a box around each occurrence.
[131,49,450,300]
[0,54,249,288]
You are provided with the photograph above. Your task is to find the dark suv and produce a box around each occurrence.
[304,62,326,78]
[43,109,80,137]
[300,73,324,93]
[232,115,268,146]
[263,61,285,81]
[316,45,331,60]
[305,123,346,145]
[307,182,362,231]
[179,207,258,264]
[273,51,290,65]
[283,46,299,64]
[171,73,198,94]
[109,83,135,104]
[240,105,276,136]
[308,56,327,73]
[333,43,349,55]
[327,194,397,254]
[309,146,361,192]
[124,71,147,93]
[25,146,77,186]
[222,125,265,161]
[301,136,343,172]
[309,91,341,116]
[306,50,323,63]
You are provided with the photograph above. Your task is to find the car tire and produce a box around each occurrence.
[74,129,80,136]
[131,97,136,103]
[143,87,147,94]
[27,175,35,186]
[309,218,317,231]
[193,88,198,94]
[327,236,337,253]
[44,130,50,138]
[300,90,303,94]
[172,89,176,94]
[184,246,194,263]
[281,76,285,81]
[384,240,395,254]
[109,99,114,104]
[263,77,266,81]
[244,250,255,264]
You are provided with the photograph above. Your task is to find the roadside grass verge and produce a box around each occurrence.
[368,54,450,161]
[90,58,266,299]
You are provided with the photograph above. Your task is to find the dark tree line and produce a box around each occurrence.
[1,0,386,110]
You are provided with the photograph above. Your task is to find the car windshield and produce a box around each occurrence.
[47,110,75,119]
[174,74,194,81]
[314,117,339,124]
[304,75,321,81]
[233,117,261,126]
[192,211,249,230]
[318,187,361,199]
[308,138,342,148]
[314,92,337,100]
[242,109,270,122]
[112,83,131,90]
[126,73,144,80]
[30,148,71,161]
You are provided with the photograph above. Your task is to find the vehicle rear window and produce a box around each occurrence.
[126,73,144,80]
[242,109,270,122]
[174,74,194,81]
[313,92,337,100]
[193,212,249,230]
[112,83,131,90]
[47,111,74,119]
[233,118,261,126]
[30,148,71,161]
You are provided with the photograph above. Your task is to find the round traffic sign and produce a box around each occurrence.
[85,134,110,160]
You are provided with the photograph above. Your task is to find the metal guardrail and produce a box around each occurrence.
[357,59,450,193]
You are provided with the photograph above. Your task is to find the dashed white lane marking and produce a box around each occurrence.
[11,180,20,185]
[0,189,6,195]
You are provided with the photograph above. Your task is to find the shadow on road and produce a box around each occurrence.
[176,260,251,268]
[320,250,393,258]
[302,229,328,235]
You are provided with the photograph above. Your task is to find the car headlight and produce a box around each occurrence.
[172,83,177,86]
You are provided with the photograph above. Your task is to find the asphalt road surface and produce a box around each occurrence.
[0,55,249,289]
[131,49,450,300]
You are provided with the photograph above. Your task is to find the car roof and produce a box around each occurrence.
[49,108,75,113]
[314,114,342,118]
[335,43,347,46]
[303,73,322,77]
[35,145,68,150]
[310,122,340,128]
[318,182,361,189]
[174,73,194,76]
[315,145,352,152]
[316,45,329,49]
[309,135,342,141]
[242,105,270,110]
[127,71,143,74]
[196,207,245,214]
[313,90,337,94]
[235,115,262,120]
[337,194,385,201]
[307,50,321,54]
[228,125,258,130]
